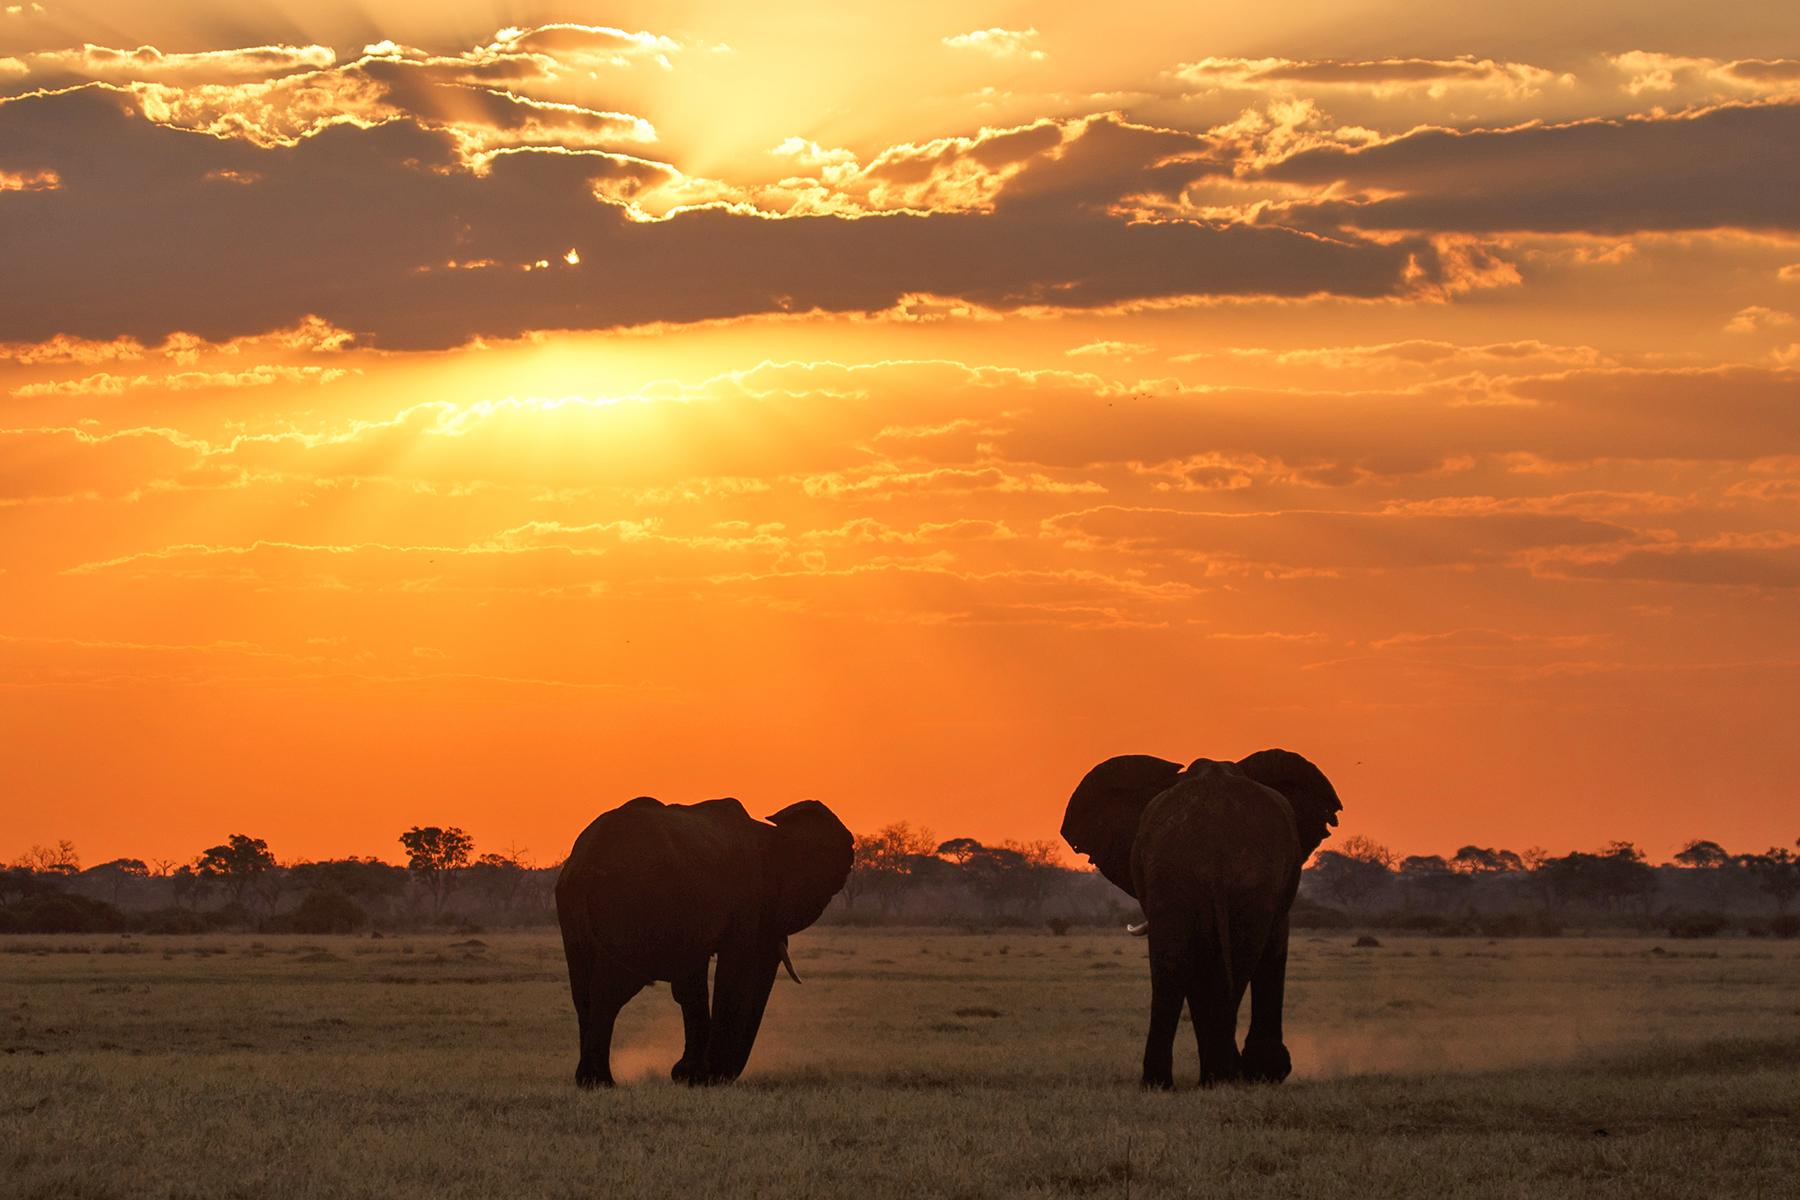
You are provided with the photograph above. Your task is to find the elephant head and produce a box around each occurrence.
[764,799,856,937]
[1236,748,1341,859]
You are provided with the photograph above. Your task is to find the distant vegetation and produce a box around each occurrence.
[3,825,1797,940]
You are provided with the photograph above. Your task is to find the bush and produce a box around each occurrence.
[0,908,20,935]
[1770,914,1800,939]
[1045,918,1073,936]
[3,893,129,934]
[267,891,366,935]
[1290,898,1351,929]
[1668,911,1731,939]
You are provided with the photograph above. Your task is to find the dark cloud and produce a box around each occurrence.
[0,87,1441,348]
[996,368,1800,473]
[1265,99,1800,234]
[1545,542,1800,588]
[1044,506,1631,572]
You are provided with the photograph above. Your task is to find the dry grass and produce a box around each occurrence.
[3,928,1797,1198]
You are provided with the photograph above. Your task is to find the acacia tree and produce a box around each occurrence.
[1673,839,1735,908]
[399,826,474,915]
[196,835,276,907]
[1452,846,1524,874]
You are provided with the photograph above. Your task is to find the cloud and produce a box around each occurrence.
[942,29,1044,61]
[1608,52,1800,98]
[1263,99,1800,234]
[11,364,348,396]
[0,91,1449,349]
[1537,532,1800,588]
[1043,505,1632,575]
[28,43,335,82]
[1724,306,1793,332]
[1175,57,1560,99]
[1066,341,1153,358]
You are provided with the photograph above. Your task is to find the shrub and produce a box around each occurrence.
[1045,918,1073,936]
[1290,898,1351,929]
[269,891,366,935]
[6,893,129,934]
[1668,911,1730,939]
[1770,914,1800,939]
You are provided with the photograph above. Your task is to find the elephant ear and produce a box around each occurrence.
[1237,748,1342,859]
[764,800,855,935]
[1061,755,1185,899]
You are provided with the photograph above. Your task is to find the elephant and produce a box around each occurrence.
[1060,750,1341,1088]
[555,795,854,1087]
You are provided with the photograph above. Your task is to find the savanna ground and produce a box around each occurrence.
[3,927,1797,1199]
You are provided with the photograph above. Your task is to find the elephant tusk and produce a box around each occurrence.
[778,937,803,984]
[1126,920,1149,937]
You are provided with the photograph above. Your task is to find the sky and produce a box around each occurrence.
[3,1,1798,870]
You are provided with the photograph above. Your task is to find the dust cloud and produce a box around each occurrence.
[607,995,688,1083]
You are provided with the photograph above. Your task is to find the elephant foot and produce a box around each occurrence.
[574,1069,614,1089]
[670,1059,703,1085]
[1139,1072,1175,1091]
[1241,1039,1292,1084]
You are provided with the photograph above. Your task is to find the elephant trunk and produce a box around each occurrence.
[703,942,783,1082]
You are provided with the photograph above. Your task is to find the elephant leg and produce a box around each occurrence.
[1140,926,1188,1089]
[1189,900,1245,1087]
[575,953,645,1088]
[669,963,711,1084]
[1241,912,1293,1083]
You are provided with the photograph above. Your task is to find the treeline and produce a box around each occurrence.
[835,823,1107,922]
[0,828,554,936]
[1298,835,1800,939]
[7,827,1798,939]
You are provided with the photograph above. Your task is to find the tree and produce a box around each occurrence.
[171,864,214,910]
[1306,836,1393,909]
[12,840,80,875]
[1399,854,1472,910]
[399,826,474,915]
[83,858,149,906]
[845,822,939,913]
[1336,835,1395,869]
[1741,846,1799,914]
[1535,842,1657,913]
[291,857,410,902]
[0,866,61,906]
[1451,846,1524,874]
[466,847,533,914]
[196,835,276,906]
[1673,840,1730,869]
[1673,839,1736,908]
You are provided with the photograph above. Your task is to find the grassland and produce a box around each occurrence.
[3,927,1797,1199]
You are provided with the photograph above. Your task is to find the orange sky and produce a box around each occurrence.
[3,2,1798,870]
